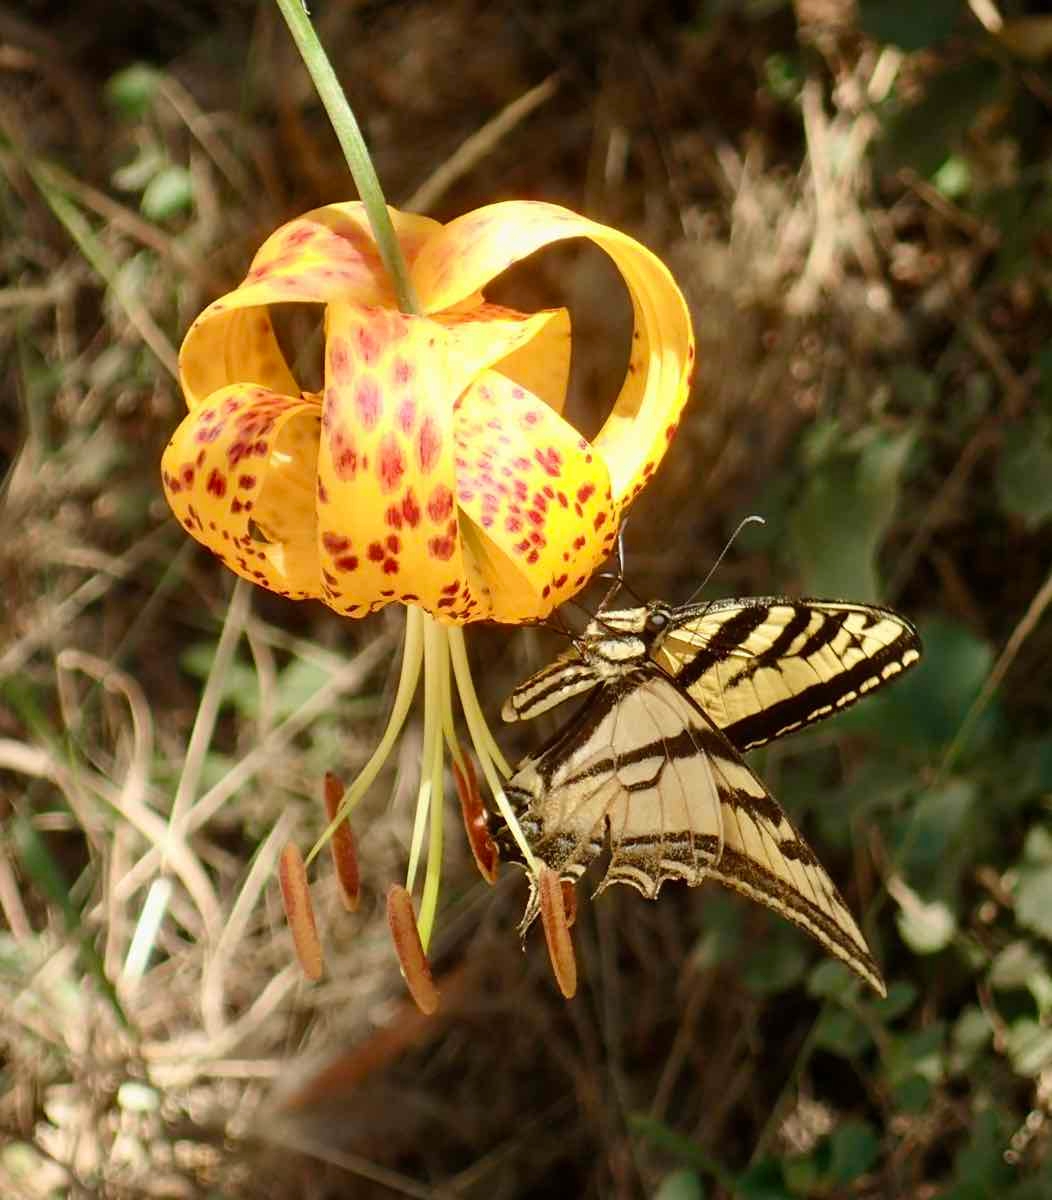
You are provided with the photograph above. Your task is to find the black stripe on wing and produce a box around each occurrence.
[665,600,920,751]
[720,620,920,750]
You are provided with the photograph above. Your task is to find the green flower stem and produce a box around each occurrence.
[416,619,449,950]
[306,608,424,867]
[448,627,511,778]
[449,629,538,873]
[274,0,421,315]
[405,618,443,898]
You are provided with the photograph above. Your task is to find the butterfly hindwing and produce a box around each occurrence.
[700,741,884,994]
[506,669,724,899]
[503,666,885,994]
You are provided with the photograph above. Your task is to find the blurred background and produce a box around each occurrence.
[2,0,1052,1196]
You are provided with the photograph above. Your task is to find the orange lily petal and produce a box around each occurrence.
[453,371,615,621]
[411,200,694,506]
[180,204,442,408]
[316,303,487,620]
[161,385,322,597]
[437,301,571,415]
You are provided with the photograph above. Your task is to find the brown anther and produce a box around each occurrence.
[453,755,499,884]
[323,772,360,911]
[279,843,324,982]
[386,884,439,1015]
[561,879,577,929]
[538,866,577,999]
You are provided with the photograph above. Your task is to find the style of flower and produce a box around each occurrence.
[161,199,694,1005]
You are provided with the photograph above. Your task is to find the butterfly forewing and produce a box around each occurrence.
[653,598,921,750]
[500,652,600,723]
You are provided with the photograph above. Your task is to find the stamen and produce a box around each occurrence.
[323,773,360,911]
[307,608,424,866]
[453,756,498,884]
[448,625,540,873]
[538,865,577,999]
[386,884,439,1014]
[561,879,577,928]
[279,843,324,981]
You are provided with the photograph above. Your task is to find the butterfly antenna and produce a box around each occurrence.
[535,610,575,641]
[682,514,766,606]
[590,520,627,612]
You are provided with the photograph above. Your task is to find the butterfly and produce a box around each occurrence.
[495,596,922,994]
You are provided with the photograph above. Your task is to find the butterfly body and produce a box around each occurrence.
[497,596,922,995]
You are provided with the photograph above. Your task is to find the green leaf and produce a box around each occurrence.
[742,930,809,995]
[1015,865,1052,941]
[872,980,919,1021]
[788,427,915,598]
[828,1120,880,1183]
[996,410,1052,528]
[882,618,993,749]
[10,815,129,1030]
[949,1006,993,1074]
[807,959,859,1001]
[181,644,260,719]
[693,892,744,970]
[898,779,976,880]
[886,1024,946,1087]
[892,1074,932,1113]
[875,59,1002,179]
[947,1109,1017,1195]
[932,155,971,199]
[813,1008,872,1058]
[105,63,161,118]
[653,1169,705,1200]
[733,1159,793,1200]
[1023,824,1052,865]
[990,942,1052,1016]
[894,882,956,955]
[1005,1018,1052,1077]
[628,1115,732,1186]
[141,164,194,221]
[858,0,962,50]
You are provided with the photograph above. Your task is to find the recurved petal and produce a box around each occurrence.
[453,370,615,622]
[411,201,694,504]
[586,230,694,504]
[411,201,589,312]
[179,203,443,408]
[437,301,571,416]
[316,303,489,621]
[161,385,322,598]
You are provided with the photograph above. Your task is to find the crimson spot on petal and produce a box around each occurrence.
[417,415,442,474]
[377,433,406,493]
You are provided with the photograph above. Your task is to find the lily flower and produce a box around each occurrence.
[161,200,694,1006]
[162,200,692,623]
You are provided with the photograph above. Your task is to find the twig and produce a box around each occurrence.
[405,73,561,214]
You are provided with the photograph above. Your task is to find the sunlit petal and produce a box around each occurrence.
[316,303,488,620]
[453,372,615,621]
[180,204,441,407]
[411,200,694,506]
[161,385,322,597]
